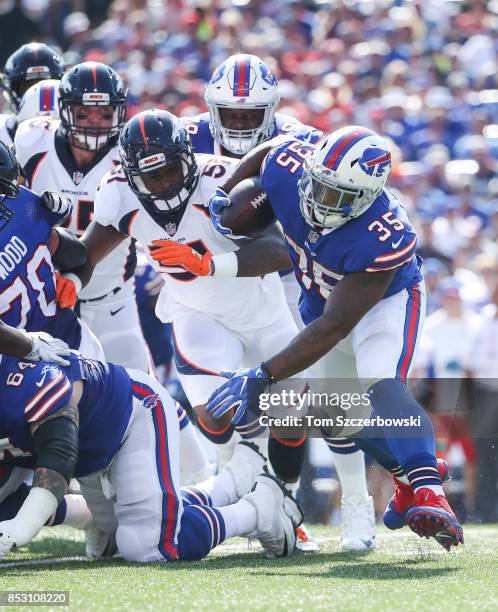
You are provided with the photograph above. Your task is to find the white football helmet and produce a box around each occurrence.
[299,126,392,229]
[17,79,60,124]
[205,54,280,155]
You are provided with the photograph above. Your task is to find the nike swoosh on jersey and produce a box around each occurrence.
[35,372,48,387]
[391,236,404,249]
[110,306,125,316]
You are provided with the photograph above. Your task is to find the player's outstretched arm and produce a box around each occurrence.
[0,382,82,556]
[233,225,292,276]
[262,269,396,381]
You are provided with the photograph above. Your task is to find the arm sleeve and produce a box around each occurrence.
[94,173,121,229]
[22,368,73,424]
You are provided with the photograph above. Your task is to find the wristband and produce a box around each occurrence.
[211,252,238,277]
[62,272,82,294]
[9,487,59,546]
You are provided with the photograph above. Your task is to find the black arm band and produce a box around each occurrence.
[33,416,79,484]
[51,227,87,271]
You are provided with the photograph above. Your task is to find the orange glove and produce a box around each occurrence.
[55,272,79,308]
[149,240,213,276]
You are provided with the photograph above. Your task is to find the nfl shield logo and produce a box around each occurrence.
[164,223,176,236]
[308,230,319,243]
[72,171,83,185]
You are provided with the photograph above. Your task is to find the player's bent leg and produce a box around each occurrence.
[182,441,267,508]
[111,371,182,562]
[173,314,244,469]
[176,403,215,485]
[79,287,152,371]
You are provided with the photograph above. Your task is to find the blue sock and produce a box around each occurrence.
[367,379,440,487]
[181,486,212,507]
[177,502,226,561]
[0,483,30,521]
[323,437,361,455]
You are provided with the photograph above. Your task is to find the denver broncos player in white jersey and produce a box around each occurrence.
[185,54,374,552]
[0,43,65,146]
[14,61,150,372]
[56,110,317,540]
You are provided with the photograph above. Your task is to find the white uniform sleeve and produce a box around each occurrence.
[94,172,121,229]
[14,117,56,169]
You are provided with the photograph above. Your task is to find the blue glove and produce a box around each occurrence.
[208,187,247,240]
[206,365,271,425]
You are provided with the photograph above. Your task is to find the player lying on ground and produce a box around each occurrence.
[0,350,302,562]
[206,126,464,551]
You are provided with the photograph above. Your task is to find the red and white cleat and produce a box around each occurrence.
[406,488,464,551]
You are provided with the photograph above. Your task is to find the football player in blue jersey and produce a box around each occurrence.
[0,141,102,361]
[182,54,321,159]
[185,54,374,552]
[206,126,463,551]
[0,350,302,562]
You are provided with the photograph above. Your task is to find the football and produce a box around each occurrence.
[48,228,60,255]
[221,176,275,237]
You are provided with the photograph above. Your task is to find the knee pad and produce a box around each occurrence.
[116,525,154,563]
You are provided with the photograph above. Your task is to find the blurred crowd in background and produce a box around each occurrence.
[1,0,497,524]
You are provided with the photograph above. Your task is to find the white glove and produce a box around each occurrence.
[0,527,15,560]
[24,331,71,366]
[40,191,72,219]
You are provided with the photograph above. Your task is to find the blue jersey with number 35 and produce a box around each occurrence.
[0,186,81,348]
[0,352,132,477]
[260,139,423,325]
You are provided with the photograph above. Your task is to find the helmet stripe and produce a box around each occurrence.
[233,56,250,96]
[138,114,149,150]
[323,128,372,171]
[92,63,97,87]
[39,84,53,111]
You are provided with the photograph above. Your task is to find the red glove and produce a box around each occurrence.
[149,240,213,277]
[55,272,78,308]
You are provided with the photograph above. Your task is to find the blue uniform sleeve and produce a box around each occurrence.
[3,361,73,426]
[343,195,418,273]
[181,113,215,155]
[273,113,323,144]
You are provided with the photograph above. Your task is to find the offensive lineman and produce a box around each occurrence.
[0,350,302,562]
[206,127,464,551]
[14,61,150,371]
[183,54,374,551]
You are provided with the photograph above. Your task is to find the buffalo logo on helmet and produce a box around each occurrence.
[259,63,277,86]
[357,147,391,177]
[210,62,226,85]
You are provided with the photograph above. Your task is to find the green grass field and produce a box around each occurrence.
[1,525,497,611]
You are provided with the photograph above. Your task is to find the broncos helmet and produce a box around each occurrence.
[58,62,127,152]
[119,109,199,227]
[298,126,392,229]
[2,43,65,112]
[0,141,20,229]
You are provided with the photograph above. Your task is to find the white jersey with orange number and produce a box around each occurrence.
[94,153,286,329]
[14,116,136,300]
